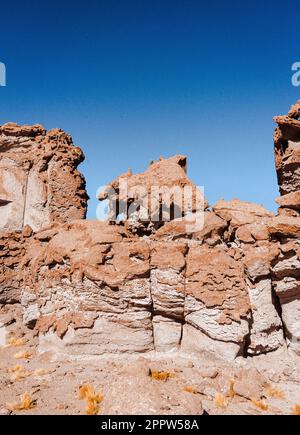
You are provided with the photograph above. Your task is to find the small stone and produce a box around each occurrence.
[199,368,219,379]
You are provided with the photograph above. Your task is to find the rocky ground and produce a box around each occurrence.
[0,316,299,416]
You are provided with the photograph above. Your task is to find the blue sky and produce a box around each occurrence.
[0,0,299,218]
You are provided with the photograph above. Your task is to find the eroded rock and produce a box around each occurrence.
[0,123,88,232]
[1,103,300,362]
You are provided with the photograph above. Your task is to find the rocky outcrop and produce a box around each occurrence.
[0,123,88,232]
[271,102,300,355]
[1,102,300,361]
[0,200,285,360]
[274,100,300,203]
[98,155,207,235]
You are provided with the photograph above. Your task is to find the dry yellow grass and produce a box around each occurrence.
[7,393,35,412]
[14,351,32,360]
[85,401,100,415]
[8,364,23,372]
[265,386,285,400]
[149,369,175,382]
[4,337,25,348]
[79,383,93,400]
[8,364,31,381]
[214,392,229,409]
[251,398,269,411]
[78,383,103,415]
[79,383,103,403]
[292,405,300,415]
[229,379,235,400]
[183,386,198,394]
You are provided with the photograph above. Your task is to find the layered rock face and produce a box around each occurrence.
[1,103,300,361]
[0,123,88,232]
[274,100,300,205]
[272,101,300,355]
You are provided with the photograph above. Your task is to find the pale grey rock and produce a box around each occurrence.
[152,315,182,352]
[246,279,285,355]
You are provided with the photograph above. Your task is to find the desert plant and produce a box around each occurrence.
[7,393,35,411]
[8,364,31,381]
[265,386,285,400]
[4,337,25,348]
[214,392,228,409]
[14,351,32,360]
[148,368,175,382]
[85,401,100,415]
[78,383,103,416]
[229,379,235,400]
[251,398,268,411]
[292,405,300,415]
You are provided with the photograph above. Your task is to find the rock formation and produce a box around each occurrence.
[1,102,300,363]
[272,101,300,355]
[0,123,88,232]
[98,154,207,234]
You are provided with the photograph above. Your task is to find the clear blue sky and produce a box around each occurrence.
[0,0,299,218]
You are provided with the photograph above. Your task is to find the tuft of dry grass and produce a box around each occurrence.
[78,383,93,401]
[4,337,25,348]
[149,369,175,382]
[292,405,300,415]
[8,364,31,381]
[79,383,103,403]
[265,386,285,400]
[183,386,198,394]
[8,364,23,372]
[214,392,228,409]
[229,379,235,400]
[7,393,36,412]
[78,383,103,415]
[85,401,100,415]
[14,351,32,360]
[251,398,269,411]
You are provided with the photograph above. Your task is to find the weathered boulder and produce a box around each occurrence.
[213,199,274,243]
[268,216,300,238]
[152,211,227,244]
[276,191,300,211]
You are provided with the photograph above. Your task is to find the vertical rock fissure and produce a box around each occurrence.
[180,242,190,349]
[148,242,155,350]
[21,167,30,228]
[271,281,287,341]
